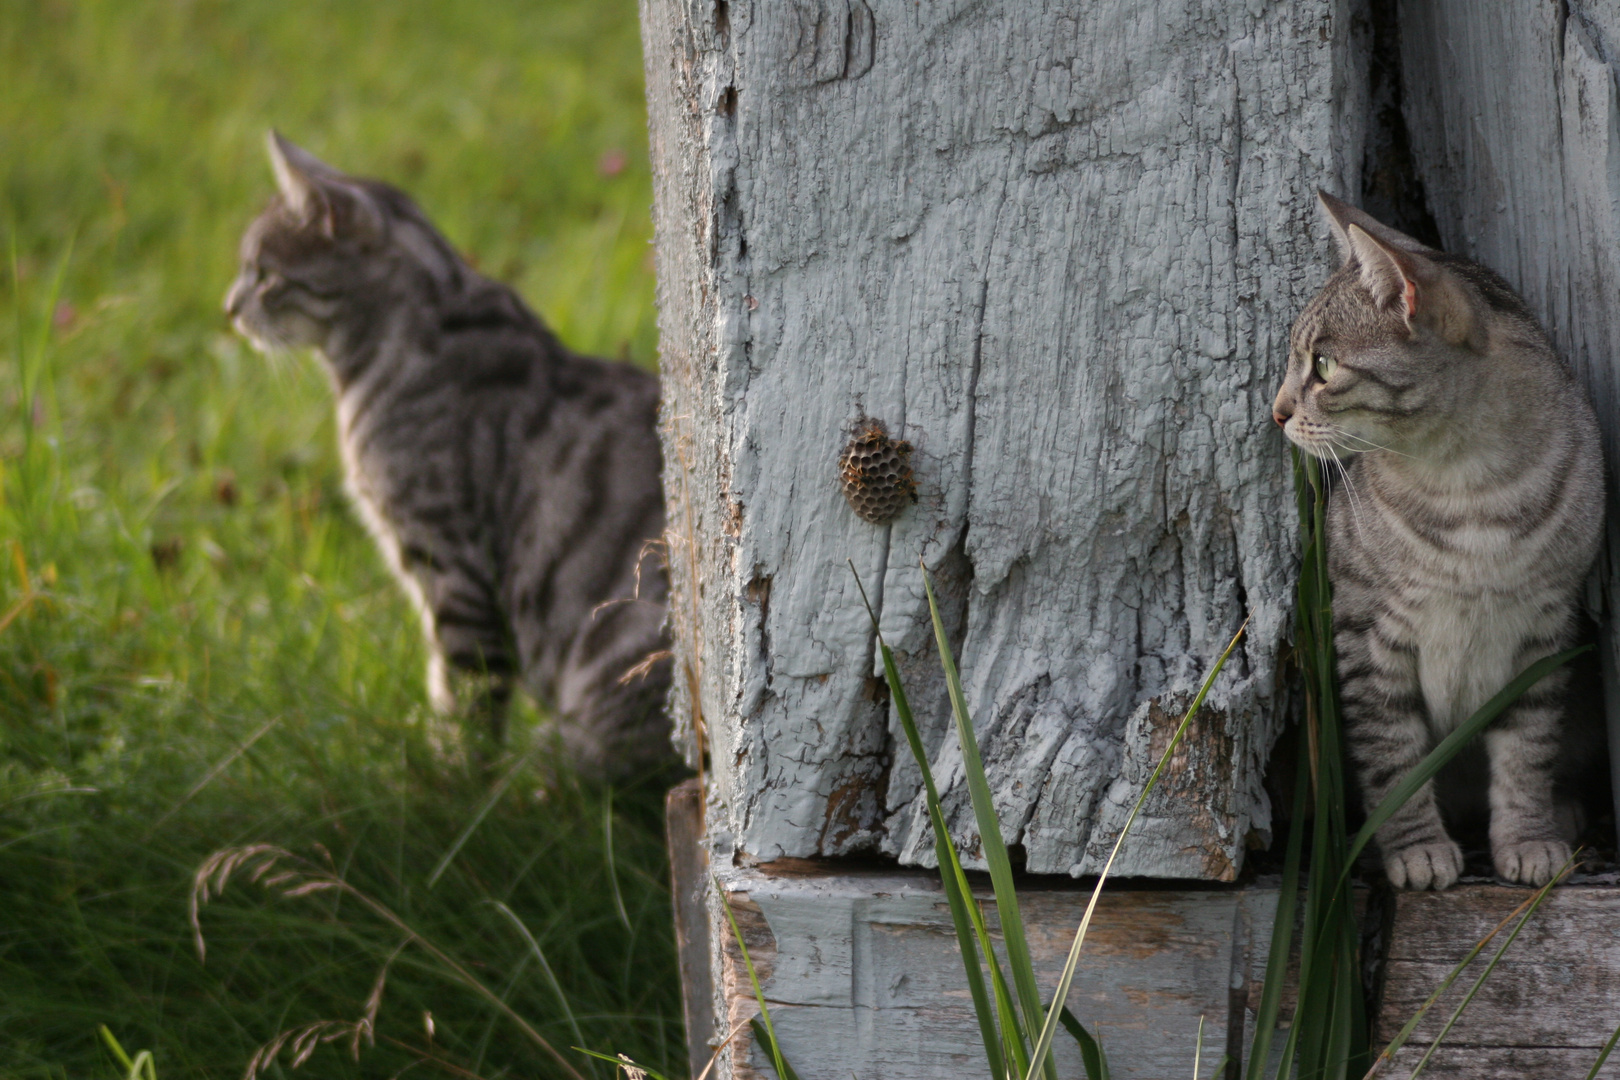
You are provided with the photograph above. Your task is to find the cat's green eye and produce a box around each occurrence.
[1313,352,1337,380]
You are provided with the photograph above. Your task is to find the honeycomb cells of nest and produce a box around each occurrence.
[838,421,917,524]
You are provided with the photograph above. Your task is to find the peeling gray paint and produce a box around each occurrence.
[642,0,1369,879]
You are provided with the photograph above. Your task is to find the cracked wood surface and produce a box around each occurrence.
[1378,885,1620,1077]
[641,0,1367,879]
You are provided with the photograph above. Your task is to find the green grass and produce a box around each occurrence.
[0,2,678,1078]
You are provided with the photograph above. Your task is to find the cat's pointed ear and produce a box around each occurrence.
[1318,190,1360,263]
[1317,189,1434,264]
[265,131,384,242]
[267,131,331,224]
[1345,224,1419,315]
[1346,223,1482,347]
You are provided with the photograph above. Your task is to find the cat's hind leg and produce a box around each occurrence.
[426,650,455,714]
[425,644,514,753]
[426,584,516,751]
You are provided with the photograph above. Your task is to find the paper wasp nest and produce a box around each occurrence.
[838,420,917,524]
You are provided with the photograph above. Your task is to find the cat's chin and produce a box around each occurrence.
[232,318,295,358]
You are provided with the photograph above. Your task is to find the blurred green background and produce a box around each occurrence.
[0,1,679,1077]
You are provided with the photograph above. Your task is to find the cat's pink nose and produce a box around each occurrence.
[1273,411,1289,428]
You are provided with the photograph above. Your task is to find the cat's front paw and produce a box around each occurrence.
[1493,840,1572,887]
[1384,841,1464,890]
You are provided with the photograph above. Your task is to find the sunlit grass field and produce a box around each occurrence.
[1,2,679,1077]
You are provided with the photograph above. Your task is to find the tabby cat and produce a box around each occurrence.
[1273,192,1604,889]
[225,132,672,775]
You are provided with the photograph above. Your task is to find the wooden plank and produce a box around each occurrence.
[666,779,716,1079]
[697,871,1620,1078]
[1377,884,1620,1076]
[1381,1048,1617,1079]
[640,0,1370,882]
[709,865,1278,1080]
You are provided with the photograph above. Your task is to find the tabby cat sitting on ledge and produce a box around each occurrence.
[1273,192,1604,890]
[225,132,672,776]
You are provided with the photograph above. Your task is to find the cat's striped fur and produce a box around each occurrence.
[1273,192,1604,889]
[225,133,672,775]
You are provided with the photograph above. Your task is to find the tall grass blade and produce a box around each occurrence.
[1267,451,1582,1080]
[604,789,632,932]
[1585,1019,1620,1080]
[1265,450,1362,1080]
[144,713,284,839]
[427,741,541,887]
[850,562,1007,1079]
[1281,643,1588,1079]
[716,880,793,1080]
[1022,619,1247,1080]
[486,900,594,1079]
[191,846,591,1080]
[1243,726,1310,1080]
[12,239,73,518]
[920,562,1051,1075]
[746,1020,802,1080]
[942,810,1023,1079]
[1053,1004,1109,1080]
[98,1026,157,1080]
[933,803,1030,1079]
[1403,854,1573,1079]
[857,559,1118,1080]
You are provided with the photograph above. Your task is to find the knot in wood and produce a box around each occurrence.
[838,420,916,524]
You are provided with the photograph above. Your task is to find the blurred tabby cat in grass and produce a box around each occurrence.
[1273,192,1603,889]
[225,132,672,775]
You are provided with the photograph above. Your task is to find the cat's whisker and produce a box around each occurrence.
[1335,430,1412,458]
[1325,444,1369,540]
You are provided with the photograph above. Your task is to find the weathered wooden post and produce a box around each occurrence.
[639,1,1620,1077]
[640,0,1363,885]
[639,3,1361,1074]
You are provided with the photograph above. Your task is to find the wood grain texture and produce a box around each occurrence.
[1397,0,1620,821]
[1378,1049,1617,1079]
[641,0,1369,880]
[666,779,716,1079]
[709,865,1278,1080]
[696,872,1620,1079]
[1377,885,1620,1077]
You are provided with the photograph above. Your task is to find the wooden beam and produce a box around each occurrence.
[666,779,717,1080]
[708,864,1278,1080]
[1378,884,1620,1076]
[638,0,1369,882]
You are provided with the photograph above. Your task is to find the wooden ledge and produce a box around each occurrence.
[670,814,1620,1079]
[1378,883,1620,1077]
[708,864,1278,1079]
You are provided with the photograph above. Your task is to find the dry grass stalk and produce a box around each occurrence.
[190,844,590,1080]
